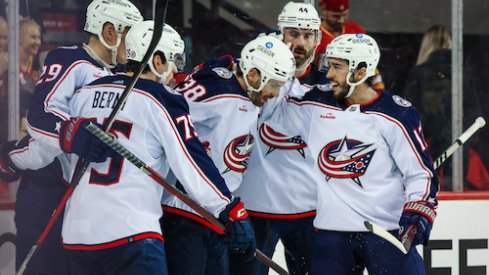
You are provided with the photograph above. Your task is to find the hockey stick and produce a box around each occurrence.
[16,2,168,274]
[365,116,486,254]
[85,123,290,275]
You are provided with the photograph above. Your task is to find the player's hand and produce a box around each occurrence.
[219,197,256,262]
[59,117,116,163]
[0,141,20,182]
[398,201,436,247]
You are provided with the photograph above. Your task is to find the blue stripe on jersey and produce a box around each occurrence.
[175,55,247,102]
[86,75,233,199]
[295,89,439,202]
[360,92,439,201]
[27,46,106,135]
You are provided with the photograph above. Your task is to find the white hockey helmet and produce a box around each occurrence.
[277,2,321,73]
[126,20,185,84]
[277,2,321,33]
[325,33,380,97]
[84,0,143,65]
[239,35,295,93]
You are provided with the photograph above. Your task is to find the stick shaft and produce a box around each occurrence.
[16,3,168,274]
[85,123,289,275]
[403,116,486,251]
[433,117,486,169]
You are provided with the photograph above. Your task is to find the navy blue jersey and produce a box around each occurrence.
[297,63,329,87]
[11,45,112,172]
[175,55,247,102]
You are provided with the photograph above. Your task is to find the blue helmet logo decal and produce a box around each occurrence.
[265,42,273,49]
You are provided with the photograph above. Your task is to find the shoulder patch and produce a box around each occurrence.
[392,95,412,107]
[212,67,233,79]
[166,86,182,95]
[59,45,78,50]
[316,83,333,92]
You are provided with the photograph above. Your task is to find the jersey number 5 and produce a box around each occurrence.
[89,120,133,185]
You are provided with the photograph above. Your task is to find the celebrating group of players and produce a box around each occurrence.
[0,0,439,274]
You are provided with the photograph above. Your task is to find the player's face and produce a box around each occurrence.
[326,57,350,100]
[283,28,318,69]
[116,27,131,64]
[20,25,41,56]
[322,9,349,33]
[251,79,284,107]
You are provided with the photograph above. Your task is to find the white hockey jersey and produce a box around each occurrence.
[162,57,259,229]
[236,63,329,218]
[261,79,439,231]
[62,75,232,248]
[10,45,112,174]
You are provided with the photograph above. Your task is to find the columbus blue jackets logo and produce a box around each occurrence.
[318,136,376,187]
[223,134,255,174]
[259,123,307,158]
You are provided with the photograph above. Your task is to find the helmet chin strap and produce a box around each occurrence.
[149,60,175,85]
[97,32,121,67]
[83,44,114,69]
[345,71,368,98]
[243,72,267,97]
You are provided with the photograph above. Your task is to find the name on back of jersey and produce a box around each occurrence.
[92,90,122,109]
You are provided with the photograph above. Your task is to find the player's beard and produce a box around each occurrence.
[250,91,265,107]
[325,18,343,33]
[293,46,314,69]
[332,81,350,101]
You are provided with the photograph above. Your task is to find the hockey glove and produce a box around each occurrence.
[219,197,256,262]
[59,118,115,163]
[0,141,20,182]
[398,201,436,247]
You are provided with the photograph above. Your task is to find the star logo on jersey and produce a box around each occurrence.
[318,136,376,187]
[259,123,307,158]
[222,134,255,174]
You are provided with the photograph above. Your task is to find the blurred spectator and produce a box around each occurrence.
[403,25,452,160]
[18,17,41,138]
[316,0,385,92]
[403,25,485,190]
[315,0,364,57]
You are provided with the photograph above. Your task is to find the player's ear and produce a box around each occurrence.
[353,65,367,82]
[246,68,261,89]
[153,54,164,73]
[101,22,117,45]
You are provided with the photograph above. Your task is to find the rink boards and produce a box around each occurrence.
[1,193,489,275]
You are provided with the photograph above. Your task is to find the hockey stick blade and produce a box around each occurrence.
[364,221,408,254]
[15,2,169,275]
[366,116,486,255]
[85,123,290,275]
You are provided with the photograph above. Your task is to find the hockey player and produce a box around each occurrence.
[262,33,439,275]
[59,20,255,275]
[0,1,142,273]
[315,0,385,92]
[234,2,326,274]
[160,35,295,275]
